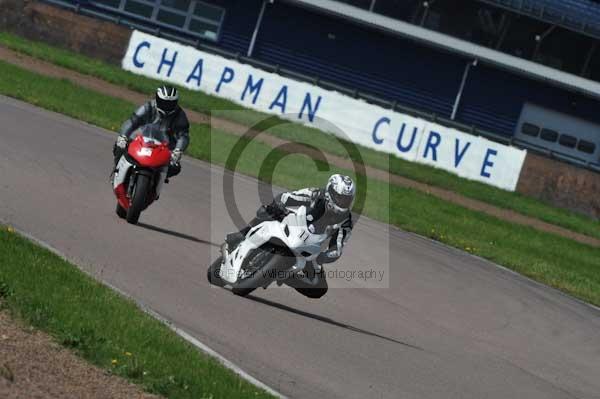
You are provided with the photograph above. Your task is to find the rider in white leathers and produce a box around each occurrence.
[224,174,355,298]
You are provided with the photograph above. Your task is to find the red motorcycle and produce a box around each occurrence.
[112,124,171,224]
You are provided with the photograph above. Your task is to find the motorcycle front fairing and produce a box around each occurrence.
[127,135,171,168]
[219,206,329,284]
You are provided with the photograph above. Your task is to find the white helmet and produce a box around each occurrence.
[325,174,355,213]
[155,85,179,116]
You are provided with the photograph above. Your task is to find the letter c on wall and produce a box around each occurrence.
[133,41,151,68]
[372,117,390,145]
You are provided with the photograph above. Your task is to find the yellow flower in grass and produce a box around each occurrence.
[111,359,118,365]
[125,352,132,357]
[7,226,15,233]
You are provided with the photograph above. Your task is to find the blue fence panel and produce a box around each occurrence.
[480,0,600,37]
[253,2,465,118]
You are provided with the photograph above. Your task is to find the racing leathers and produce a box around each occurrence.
[113,100,190,177]
[227,187,353,298]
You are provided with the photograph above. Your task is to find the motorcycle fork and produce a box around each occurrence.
[154,168,167,199]
[126,170,137,198]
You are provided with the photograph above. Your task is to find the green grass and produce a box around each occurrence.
[0,227,274,398]
[1,59,599,307]
[1,31,598,240]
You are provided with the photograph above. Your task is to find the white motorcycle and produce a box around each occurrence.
[207,206,330,297]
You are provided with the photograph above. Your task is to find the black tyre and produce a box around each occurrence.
[207,256,226,287]
[232,252,292,297]
[294,277,329,299]
[116,203,127,219]
[126,174,150,224]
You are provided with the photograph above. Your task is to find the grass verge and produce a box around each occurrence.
[0,226,273,398]
[1,59,599,307]
[0,31,598,240]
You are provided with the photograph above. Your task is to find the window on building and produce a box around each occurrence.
[191,2,224,40]
[161,0,191,11]
[95,0,121,8]
[194,2,223,21]
[157,9,186,28]
[189,19,218,40]
[123,0,153,18]
[558,134,577,148]
[540,128,559,142]
[521,122,540,137]
[91,0,224,41]
[577,140,596,154]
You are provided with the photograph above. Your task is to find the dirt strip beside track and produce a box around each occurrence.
[0,307,160,399]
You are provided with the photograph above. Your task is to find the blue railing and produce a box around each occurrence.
[478,0,600,38]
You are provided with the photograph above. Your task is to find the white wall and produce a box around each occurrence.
[122,30,527,191]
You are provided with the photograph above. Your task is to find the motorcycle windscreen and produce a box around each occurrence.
[127,127,171,168]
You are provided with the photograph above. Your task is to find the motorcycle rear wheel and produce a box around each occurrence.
[126,174,150,224]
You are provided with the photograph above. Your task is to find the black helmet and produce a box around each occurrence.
[155,85,179,116]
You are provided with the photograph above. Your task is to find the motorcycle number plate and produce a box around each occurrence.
[139,148,153,157]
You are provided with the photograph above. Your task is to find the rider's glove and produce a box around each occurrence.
[265,200,287,220]
[115,135,128,149]
[170,148,182,166]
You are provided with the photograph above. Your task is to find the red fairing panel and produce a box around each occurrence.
[127,136,171,168]
[114,183,129,210]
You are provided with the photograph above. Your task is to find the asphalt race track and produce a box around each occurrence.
[1,95,599,399]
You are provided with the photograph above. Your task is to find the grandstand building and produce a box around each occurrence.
[40,0,600,169]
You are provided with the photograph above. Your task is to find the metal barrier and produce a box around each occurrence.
[476,0,600,40]
[36,0,600,174]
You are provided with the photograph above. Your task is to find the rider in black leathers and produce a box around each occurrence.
[113,85,190,178]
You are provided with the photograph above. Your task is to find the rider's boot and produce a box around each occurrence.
[110,146,124,183]
[221,231,247,264]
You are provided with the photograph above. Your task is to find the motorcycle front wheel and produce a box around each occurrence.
[207,256,226,287]
[116,203,127,219]
[232,250,293,297]
[126,174,150,224]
